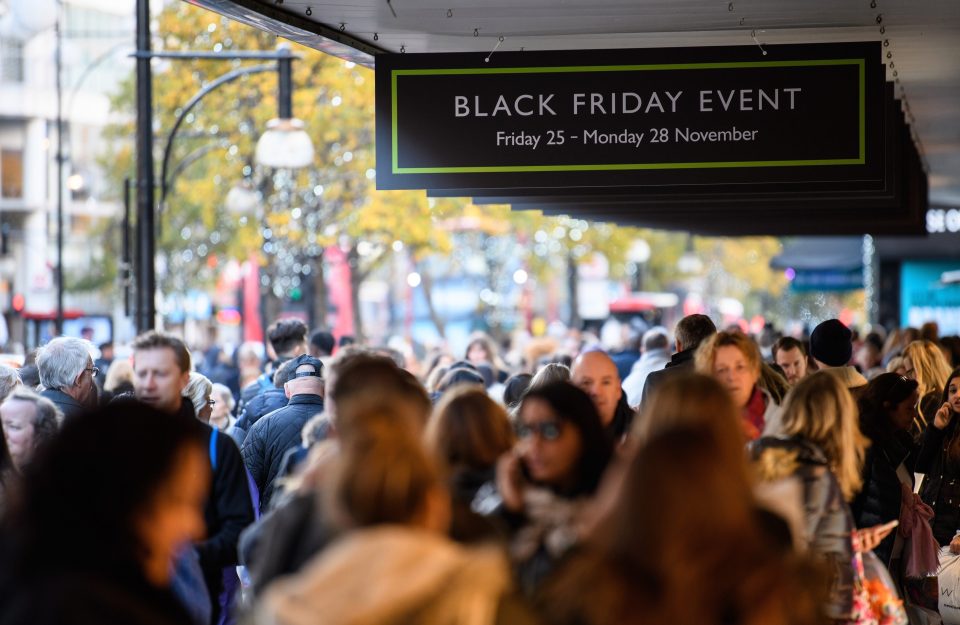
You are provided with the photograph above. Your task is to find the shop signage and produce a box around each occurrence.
[376,42,882,190]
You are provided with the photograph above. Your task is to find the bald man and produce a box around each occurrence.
[571,350,633,440]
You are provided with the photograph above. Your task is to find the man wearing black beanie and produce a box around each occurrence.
[809,319,868,391]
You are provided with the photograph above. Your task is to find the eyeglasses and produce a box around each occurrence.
[517,421,562,441]
[85,366,100,378]
[206,399,216,407]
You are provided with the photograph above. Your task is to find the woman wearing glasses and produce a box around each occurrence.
[495,381,613,594]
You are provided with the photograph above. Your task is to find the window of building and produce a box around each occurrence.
[0,39,25,84]
[1,150,24,198]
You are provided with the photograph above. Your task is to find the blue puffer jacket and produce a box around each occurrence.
[231,388,288,446]
[241,394,324,512]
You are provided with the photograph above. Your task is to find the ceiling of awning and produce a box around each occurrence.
[186,0,960,211]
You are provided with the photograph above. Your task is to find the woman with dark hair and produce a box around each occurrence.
[541,428,820,625]
[851,373,921,567]
[494,381,614,594]
[466,332,510,384]
[917,367,960,550]
[502,373,532,413]
[0,401,210,625]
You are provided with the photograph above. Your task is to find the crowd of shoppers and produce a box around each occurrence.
[1,315,960,625]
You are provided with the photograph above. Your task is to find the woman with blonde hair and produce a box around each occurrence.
[183,371,214,423]
[101,358,135,403]
[752,371,882,623]
[903,339,953,433]
[695,330,780,439]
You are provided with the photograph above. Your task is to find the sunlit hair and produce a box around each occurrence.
[779,371,868,501]
[326,412,441,529]
[633,373,746,460]
[35,337,92,391]
[103,359,134,394]
[885,356,906,375]
[425,385,514,472]
[903,340,953,401]
[528,362,571,392]
[183,371,213,417]
[0,364,20,403]
[694,331,762,377]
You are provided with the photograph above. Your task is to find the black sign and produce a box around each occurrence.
[375,42,882,190]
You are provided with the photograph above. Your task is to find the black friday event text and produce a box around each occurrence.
[453,88,803,118]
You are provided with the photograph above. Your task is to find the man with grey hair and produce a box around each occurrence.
[36,337,98,420]
[622,327,671,408]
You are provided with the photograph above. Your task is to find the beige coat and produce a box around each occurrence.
[257,526,511,625]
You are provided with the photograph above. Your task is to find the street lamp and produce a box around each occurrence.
[255,119,314,169]
[255,44,313,169]
[135,0,314,332]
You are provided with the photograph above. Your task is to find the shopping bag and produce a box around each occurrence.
[853,550,908,625]
[939,546,960,625]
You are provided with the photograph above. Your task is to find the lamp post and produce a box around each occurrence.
[134,0,313,333]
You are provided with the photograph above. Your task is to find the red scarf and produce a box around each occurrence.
[741,386,766,440]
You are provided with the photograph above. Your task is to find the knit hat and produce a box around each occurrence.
[809,319,853,367]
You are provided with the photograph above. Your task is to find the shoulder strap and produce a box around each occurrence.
[209,429,218,471]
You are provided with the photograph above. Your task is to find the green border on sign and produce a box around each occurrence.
[390,59,867,174]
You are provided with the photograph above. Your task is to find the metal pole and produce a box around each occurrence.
[55,2,64,334]
[135,0,156,332]
[122,178,131,317]
[278,45,292,118]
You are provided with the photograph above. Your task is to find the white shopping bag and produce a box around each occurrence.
[938,545,960,624]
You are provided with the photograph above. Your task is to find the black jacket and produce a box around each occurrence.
[917,418,960,545]
[241,394,324,511]
[240,490,335,596]
[39,388,87,421]
[231,388,288,446]
[0,566,193,625]
[850,427,915,564]
[638,348,696,411]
